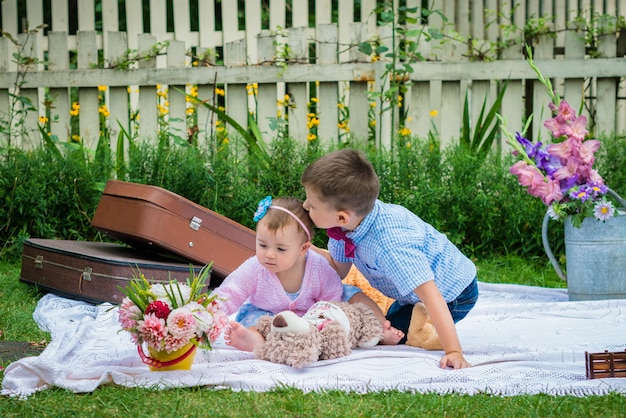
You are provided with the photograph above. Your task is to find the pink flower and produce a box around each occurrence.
[578,139,600,165]
[555,100,576,122]
[547,138,576,161]
[561,115,588,141]
[163,335,190,352]
[119,298,142,329]
[544,116,564,138]
[166,308,196,339]
[535,178,563,205]
[208,312,229,342]
[138,313,167,344]
[510,161,544,188]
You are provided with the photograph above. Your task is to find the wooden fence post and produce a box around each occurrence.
[137,34,158,142]
[596,33,618,137]
[317,24,340,144]
[47,32,70,143]
[107,31,130,152]
[287,26,309,143]
[77,31,100,149]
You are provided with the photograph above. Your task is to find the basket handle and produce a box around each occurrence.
[542,187,626,283]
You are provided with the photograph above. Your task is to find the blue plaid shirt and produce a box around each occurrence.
[329,200,476,305]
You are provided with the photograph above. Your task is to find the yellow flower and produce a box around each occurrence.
[186,107,195,115]
[218,106,225,112]
[189,86,198,97]
[222,138,229,144]
[216,88,225,96]
[284,94,290,101]
[407,116,413,122]
[371,55,380,62]
[192,61,198,66]
[399,127,411,137]
[97,85,107,92]
[430,109,439,117]
[311,97,319,103]
[337,103,345,109]
[315,80,320,86]
[71,134,81,142]
[38,116,48,124]
[98,105,110,117]
[307,117,320,129]
[307,133,317,141]
[369,120,376,127]
[370,101,376,108]
[69,102,80,116]
[216,126,225,133]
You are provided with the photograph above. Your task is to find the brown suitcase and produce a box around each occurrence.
[20,238,206,304]
[90,180,255,280]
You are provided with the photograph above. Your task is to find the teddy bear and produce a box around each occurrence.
[406,302,443,350]
[253,300,383,368]
[342,265,442,350]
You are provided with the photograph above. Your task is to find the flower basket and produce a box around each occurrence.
[117,264,228,371]
[140,342,197,371]
[542,188,626,301]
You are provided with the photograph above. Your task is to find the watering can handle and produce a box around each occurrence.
[542,187,626,282]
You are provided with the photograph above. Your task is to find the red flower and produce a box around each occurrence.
[145,300,171,319]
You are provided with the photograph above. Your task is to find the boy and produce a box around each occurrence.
[301,149,478,369]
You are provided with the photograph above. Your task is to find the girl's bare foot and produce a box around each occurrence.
[224,321,265,352]
[379,320,404,345]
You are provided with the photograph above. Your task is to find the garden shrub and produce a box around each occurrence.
[1,132,624,262]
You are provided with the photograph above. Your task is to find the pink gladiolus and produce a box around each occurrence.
[535,178,563,205]
[543,117,564,138]
[561,115,588,141]
[510,161,545,187]
[547,138,576,160]
[556,100,576,122]
[578,139,600,165]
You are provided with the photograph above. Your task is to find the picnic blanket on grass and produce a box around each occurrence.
[3,282,626,398]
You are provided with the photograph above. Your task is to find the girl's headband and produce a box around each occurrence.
[253,196,311,241]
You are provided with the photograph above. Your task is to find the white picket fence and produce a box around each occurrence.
[1,0,626,153]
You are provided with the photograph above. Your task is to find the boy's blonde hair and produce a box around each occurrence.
[259,196,315,243]
[301,149,379,216]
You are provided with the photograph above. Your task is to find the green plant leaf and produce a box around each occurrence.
[179,87,270,169]
[37,124,62,160]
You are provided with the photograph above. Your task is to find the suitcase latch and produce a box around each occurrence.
[189,216,202,231]
[35,255,44,269]
[82,267,93,282]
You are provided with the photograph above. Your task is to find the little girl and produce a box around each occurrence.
[213,196,402,352]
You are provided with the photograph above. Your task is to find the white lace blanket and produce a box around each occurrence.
[3,282,626,398]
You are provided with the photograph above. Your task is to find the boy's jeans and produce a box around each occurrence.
[386,277,479,344]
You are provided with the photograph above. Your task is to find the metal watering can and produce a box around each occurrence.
[542,188,626,301]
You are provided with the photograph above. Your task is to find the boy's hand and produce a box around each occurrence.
[440,351,471,369]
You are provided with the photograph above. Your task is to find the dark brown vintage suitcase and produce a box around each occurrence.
[90,180,256,280]
[20,238,206,304]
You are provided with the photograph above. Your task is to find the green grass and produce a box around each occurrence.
[1,258,624,417]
